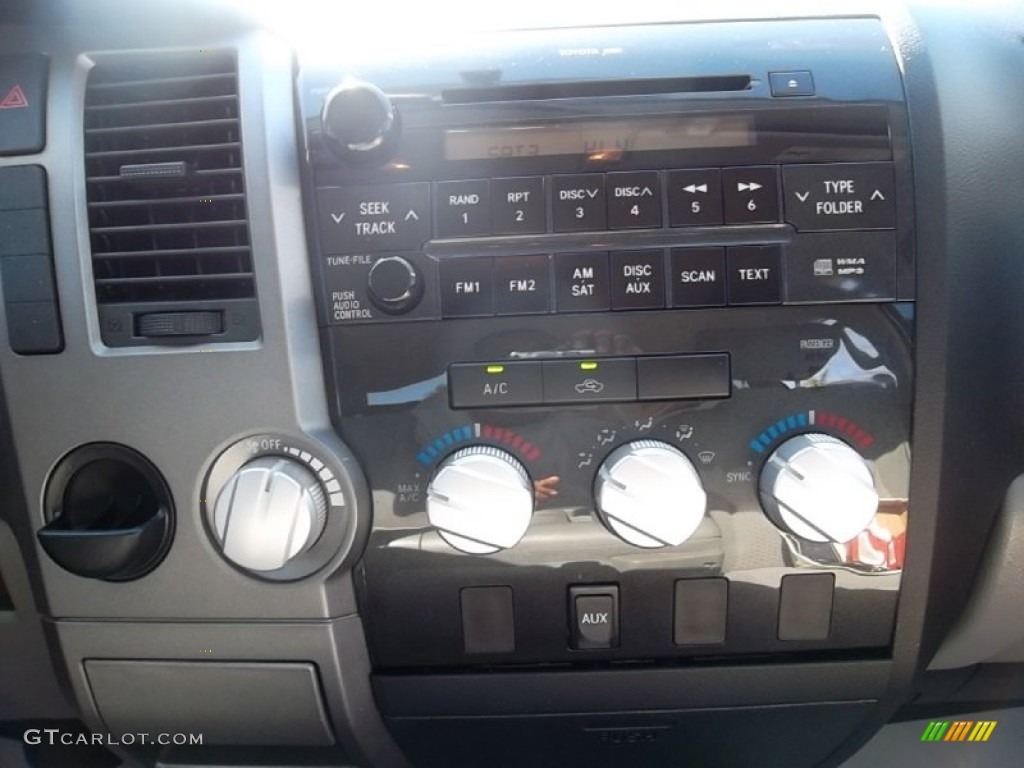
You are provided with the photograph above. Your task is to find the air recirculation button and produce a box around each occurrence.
[37,443,175,581]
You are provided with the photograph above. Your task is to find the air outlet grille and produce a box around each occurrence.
[84,51,259,346]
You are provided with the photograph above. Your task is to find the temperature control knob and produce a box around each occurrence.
[427,446,533,554]
[594,440,707,548]
[321,80,397,159]
[213,456,328,572]
[759,433,879,543]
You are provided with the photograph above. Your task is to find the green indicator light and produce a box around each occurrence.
[580,361,598,371]
[485,364,505,374]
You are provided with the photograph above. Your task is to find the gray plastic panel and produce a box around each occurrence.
[0,29,368,622]
[85,660,334,746]
[931,476,1024,669]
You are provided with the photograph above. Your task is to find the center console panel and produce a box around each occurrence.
[299,18,914,678]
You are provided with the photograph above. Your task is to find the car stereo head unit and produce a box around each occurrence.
[297,17,915,673]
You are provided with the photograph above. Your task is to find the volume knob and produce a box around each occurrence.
[594,440,707,548]
[759,433,879,543]
[321,80,397,160]
[213,456,327,572]
[427,446,533,554]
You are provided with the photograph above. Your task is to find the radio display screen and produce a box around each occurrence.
[444,115,755,160]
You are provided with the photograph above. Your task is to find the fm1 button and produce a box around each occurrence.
[727,246,781,305]
[448,362,544,409]
[555,252,610,313]
[552,174,606,232]
[436,179,491,238]
[611,250,665,310]
[722,167,779,224]
[570,585,619,650]
[440,258,494,317]
[607,171,662,229]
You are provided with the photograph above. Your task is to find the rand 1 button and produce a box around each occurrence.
[542,358,637,405]
[439,258,495,317]
[436,179,491,238]
[610,250,666,310]
[785,231,896,303]
[554,252,610,313]
[316,182,431,254]
[667,168,723,227]
[727,245,781,305]
[606,171,662,229]
[491,177,545,234]
[722,166,780,224]
[783,162,896,232]
[495,254,550,315]
[448,362,544,409]
[671,248,726,307]
[551,174,607,232]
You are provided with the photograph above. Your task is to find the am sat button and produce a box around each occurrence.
[449,362,543,409]
[542,358,636,405]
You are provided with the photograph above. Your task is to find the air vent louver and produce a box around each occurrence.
[84,52,259,346]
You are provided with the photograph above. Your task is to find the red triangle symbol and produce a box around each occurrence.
[0,84,29,110]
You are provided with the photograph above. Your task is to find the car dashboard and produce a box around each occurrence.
[2,1,1024,767]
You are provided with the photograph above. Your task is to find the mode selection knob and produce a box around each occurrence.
[427,446,533,554]
[594,440,707,549]
[212,456,328,572]
[759,433,879,543]
[321,80,397,159]
[367,256,423,314]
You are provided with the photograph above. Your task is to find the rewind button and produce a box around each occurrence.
[668,168,723,227]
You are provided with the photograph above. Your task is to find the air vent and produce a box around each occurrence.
[84,51,260,346]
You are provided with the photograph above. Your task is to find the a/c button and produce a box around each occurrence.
[448,361,543,409]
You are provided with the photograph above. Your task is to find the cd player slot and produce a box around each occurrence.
[442,75,753,104]
[425,225,792,260]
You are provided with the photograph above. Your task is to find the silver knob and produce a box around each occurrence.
[321,80,396,155]
[594,440,707,549]
[426,446,533,554]
[759,433,879,543]
[213,456,328,572]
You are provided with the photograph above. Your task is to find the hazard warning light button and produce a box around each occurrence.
[0,54,48,156]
